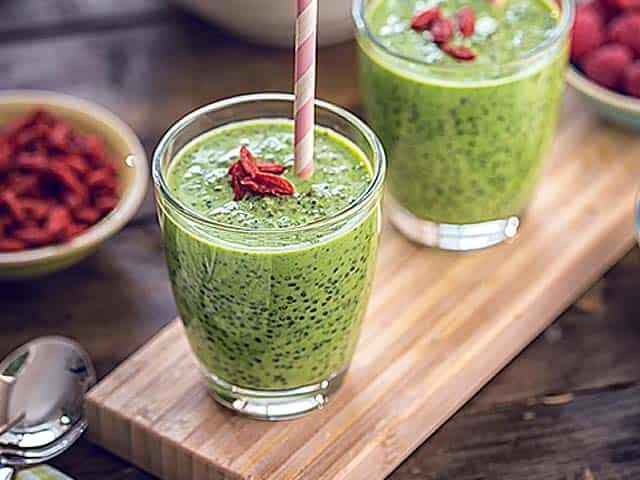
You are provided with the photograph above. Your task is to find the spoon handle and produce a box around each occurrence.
[0,375,14,428]
[0,466,14,480]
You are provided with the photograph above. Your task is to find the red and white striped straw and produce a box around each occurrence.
[293,0,318,179]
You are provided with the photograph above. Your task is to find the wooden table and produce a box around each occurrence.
[2,1,640,479]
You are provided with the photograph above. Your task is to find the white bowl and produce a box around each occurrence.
[567,65,640,130]
[0,91,148,279]
[173,0,354,48]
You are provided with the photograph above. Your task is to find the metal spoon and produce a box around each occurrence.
[0,337,95,480]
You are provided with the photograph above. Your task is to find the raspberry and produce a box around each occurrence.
[582,43,634,89]
[606,0,640,9]
[623,60,640,96]
[571,4,606,62]
[591,0,616,21]
[607,12,640,54]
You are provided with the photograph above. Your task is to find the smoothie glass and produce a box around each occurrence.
[354,0,574,250]
[153,94,385,420]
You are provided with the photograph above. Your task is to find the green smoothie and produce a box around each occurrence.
[159,120,380,390]
[356,0,569,225]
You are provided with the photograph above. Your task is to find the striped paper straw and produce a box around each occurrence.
[294,0,318,179]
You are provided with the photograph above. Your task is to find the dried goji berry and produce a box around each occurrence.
[15,123,49,148]
[228,160,243,176]
[239,178,271,195]
[49,161,88,200]
[7,173,40,196]
[64,155,90,177]
[21,198,50,221]
[0,191,26,222]
[16,152,48,172]
[61,222,87,241]
[410,7,441,31]
[239,146,259,177]
[62,192,84,210]
[81,134,107,165]
[74,206,100,224]
[94,195,119,214]
[0,238,27,252]
[46,205,71,237]
[241,172,295,196]
[441,43,477,61]
[257,162,286,174]
[0,141,13,172]
[86,168,117,191]
[430,17,455,44]
[230,174,248,201]
[12,227,54,247]
[457,7,475,37]
[48,124,71,151]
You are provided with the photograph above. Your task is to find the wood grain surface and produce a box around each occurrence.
[85,90,640,479]
[3,1,640,479]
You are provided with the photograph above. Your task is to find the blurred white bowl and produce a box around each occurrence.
[173,0,354,48]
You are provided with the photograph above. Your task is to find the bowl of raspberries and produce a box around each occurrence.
[568,0,640,129]
[0,91,148,279]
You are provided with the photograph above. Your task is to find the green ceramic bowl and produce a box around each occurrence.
[567,65,640,130]
[0,91,148,280]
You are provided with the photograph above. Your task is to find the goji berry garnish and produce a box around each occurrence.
[430,17,455,44]
[239,145,259,177]
[230,175,247,201]
[242,172,296,196]
[257,162,286,174]
[441,43,477,61]
[228,146,294,200]
[410,7,441,31]
[457,7,476,37]
[0,108,120,252]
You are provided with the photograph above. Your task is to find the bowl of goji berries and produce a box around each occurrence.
[568,0,640,130]
[0,91,148,279]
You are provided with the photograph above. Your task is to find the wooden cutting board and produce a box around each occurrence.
[85,91,640,480]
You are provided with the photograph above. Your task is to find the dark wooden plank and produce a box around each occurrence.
[393,381,640,480]
[469,249,640,408]
[389,248,640,479]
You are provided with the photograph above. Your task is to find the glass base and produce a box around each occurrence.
[204,370,346,421]
[388,198,520,251]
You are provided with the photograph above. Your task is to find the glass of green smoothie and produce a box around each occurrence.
[354,0,574,250]
[153,93,385,420]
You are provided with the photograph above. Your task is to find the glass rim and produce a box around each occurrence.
[152,93,386,235]
[352,0,575,75]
